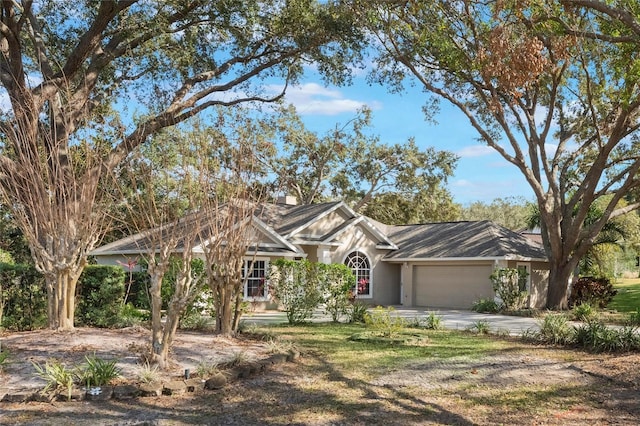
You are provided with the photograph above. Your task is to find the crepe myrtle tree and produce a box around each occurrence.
[117,125,210,369]
[0,0,364,330]
[357,0,640,308]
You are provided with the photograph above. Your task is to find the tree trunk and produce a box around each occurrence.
[546,260,574,310]
[44,266,82,331]
[215,281,235,336]
[149,272,164,366]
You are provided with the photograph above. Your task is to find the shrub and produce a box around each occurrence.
[471,298,500,313]
[627,308,640,326]
[573,321,640,352]
[269,259,324,324]
[536,314,573,345]
[572,302,599,322]
[117,303,149,327]
[569,276,617,308]
[490,268,529,311]
[0,263,47,331]
[467,319,491,335]
[320,263,355,322]
[364,306,406,338]
[75,265,125,328]
[424,312,443,330]
[347,301,369,323]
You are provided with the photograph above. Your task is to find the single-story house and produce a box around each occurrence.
[91,197,549,309]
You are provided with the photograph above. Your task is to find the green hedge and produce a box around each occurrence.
[0,263,47,331]
[75,265,125,328]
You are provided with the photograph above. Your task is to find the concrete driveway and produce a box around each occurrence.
[242,306,543,336]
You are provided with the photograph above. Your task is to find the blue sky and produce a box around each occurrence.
[268,75,535,206]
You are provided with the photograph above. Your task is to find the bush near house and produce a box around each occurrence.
[269,259,355,324]
[75,265,126,328]
[489,268,528,311]
[569,276,617,308]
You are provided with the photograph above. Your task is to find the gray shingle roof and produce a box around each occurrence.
[384,220,547,260]
[256,201,344,237]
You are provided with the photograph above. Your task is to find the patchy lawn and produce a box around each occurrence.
[611,279,640,313]
[0,323,639,425]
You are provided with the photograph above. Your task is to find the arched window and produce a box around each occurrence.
[345,251,371,297]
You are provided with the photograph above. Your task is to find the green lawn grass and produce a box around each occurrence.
[610,279,640,313]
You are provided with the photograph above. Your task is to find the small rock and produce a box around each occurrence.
[162,381,186,396]
[2,392,31,403]
[113,385,139,400]
[30,392,55,403]
[204,373,227,390]
[85,386,113,401]
[185,378,203,393]
[55,388,85,402]
[139,382,163,397]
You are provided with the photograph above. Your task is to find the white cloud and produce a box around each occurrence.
[267,83,382,116]
[456,145,495,158]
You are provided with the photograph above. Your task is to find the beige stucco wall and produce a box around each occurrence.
[505,260,549,308]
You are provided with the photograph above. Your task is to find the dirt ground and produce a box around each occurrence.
[0,327,639,425]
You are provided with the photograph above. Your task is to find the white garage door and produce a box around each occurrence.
[413,264,494,309]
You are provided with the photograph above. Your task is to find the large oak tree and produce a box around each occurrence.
[0,0,363,330]
[357,0,640,308]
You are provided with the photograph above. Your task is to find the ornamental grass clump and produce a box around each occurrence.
[77,354,121,388]
[535,314,573,345]
[365,306,406,338]
[33,359,75,400]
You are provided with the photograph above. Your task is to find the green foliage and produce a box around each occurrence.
[319,263,355,322]
[408,312,443,330]
[118,303,150,327]
[569,277,618,308]
[77,354,121,387]
[346,301,369,324]
[573,321,640,353]
[424,312,443,330]
[33,360,75,400]
[269,259,325,324]
[471,298,500,314]
[0,349,9,373]
[535,314,573,346]
[490,268,529,311]
[572,302,599,322]
[609,280,640,313]
[0,263,47,331]
[459,197,534,231]
[364,306,406,338]
[628,308,640,326]
[270,106,458,219]
[132,258,208,316]
[467,320,491,335]
[75,265,125,328]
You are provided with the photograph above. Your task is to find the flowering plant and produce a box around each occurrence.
[357,277,369,295]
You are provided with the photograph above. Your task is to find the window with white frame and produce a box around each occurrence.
[345,251,372,298]
[516,263,530,292]
[244,259,268,299]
